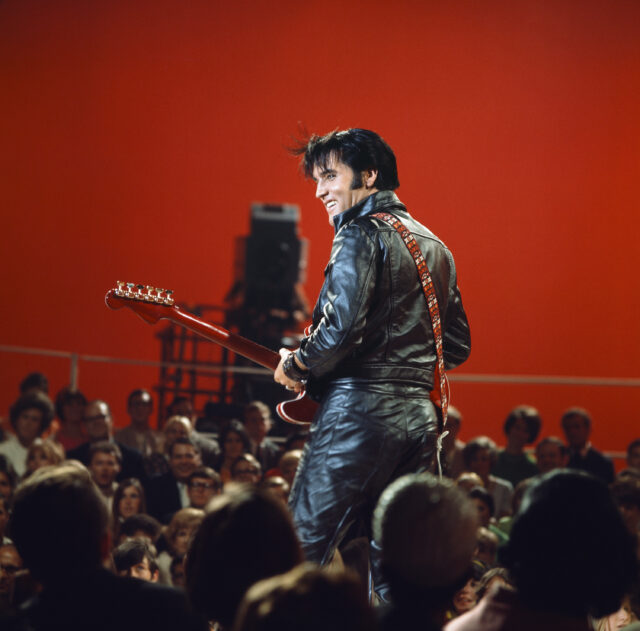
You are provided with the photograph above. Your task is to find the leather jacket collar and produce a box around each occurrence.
[332,190,406,233]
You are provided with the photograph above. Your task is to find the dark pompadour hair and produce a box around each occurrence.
[292,128,399,191]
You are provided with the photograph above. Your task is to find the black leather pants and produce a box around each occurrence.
[288,380,438,576]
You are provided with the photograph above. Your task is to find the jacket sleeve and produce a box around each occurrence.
[442,248,471,369]
[297,223,379,377]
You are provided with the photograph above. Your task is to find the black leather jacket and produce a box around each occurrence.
[297,190,470,397]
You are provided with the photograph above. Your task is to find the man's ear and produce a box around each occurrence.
[364,169,378,189]
[151,569,159,583]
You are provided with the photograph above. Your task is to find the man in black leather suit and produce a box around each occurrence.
[274,129,471,578]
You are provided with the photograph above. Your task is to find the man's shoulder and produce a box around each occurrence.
[586,446,611,462]
[116,439,143,457]
[0,433,21,453]
[24,570,207,631]
[146,470,177,489]
[66,441,90,463]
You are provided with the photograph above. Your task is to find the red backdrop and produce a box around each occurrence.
[1,0,639,457]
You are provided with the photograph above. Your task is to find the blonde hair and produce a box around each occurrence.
[26,438,65,473]
[164,507,204,554]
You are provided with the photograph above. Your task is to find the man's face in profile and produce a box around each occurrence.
[312,155,375,225]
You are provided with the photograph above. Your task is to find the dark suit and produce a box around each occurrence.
[144,472,182,524]
[20,568,207,631]
[67,440,147,483]
[192,432,221,469]
[567,447,615,484]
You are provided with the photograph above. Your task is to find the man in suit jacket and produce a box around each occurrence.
[145,437,201,523]
[562,407,615,484]
[67,399,146,483]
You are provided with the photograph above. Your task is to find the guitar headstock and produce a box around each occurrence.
[105,281,176,324]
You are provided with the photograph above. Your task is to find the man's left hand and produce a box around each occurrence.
[274,348,305,393]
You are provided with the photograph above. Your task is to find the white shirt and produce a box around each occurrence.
[178,481,190,508]
[0,433,28,476]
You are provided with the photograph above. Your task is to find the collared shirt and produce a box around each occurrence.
[178,481,189,508]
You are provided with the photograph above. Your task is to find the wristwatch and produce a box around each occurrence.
[282,352,309,382]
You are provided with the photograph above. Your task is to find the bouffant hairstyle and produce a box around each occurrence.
[185,488,302,627]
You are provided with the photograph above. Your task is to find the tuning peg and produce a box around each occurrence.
[126,283,135,297]
[164,289,174,305]
[115,281,125,296]
[154,288,164,303]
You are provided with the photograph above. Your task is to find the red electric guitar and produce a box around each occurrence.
[105,282,317,426]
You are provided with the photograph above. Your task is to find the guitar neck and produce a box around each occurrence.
[167,308,280,371]
[105,286,281,372]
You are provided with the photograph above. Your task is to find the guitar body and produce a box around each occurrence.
[105,283,317,426]
[276,392,319,427]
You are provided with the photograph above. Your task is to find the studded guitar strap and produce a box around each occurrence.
[372,212,450,477]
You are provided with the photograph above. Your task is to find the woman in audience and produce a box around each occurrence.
[215,421,251,485]
[52,387,87,452]
[157,507,204,585]
[594,595,637,630]
[447,561,486,620]
[112,478,147,540]
[186,487,302,630]
[447,470,638,631]
[24,438,65,478]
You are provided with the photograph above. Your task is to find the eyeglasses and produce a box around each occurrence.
[189,481,215,489]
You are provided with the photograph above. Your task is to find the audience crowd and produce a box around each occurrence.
[0,370,639,630]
